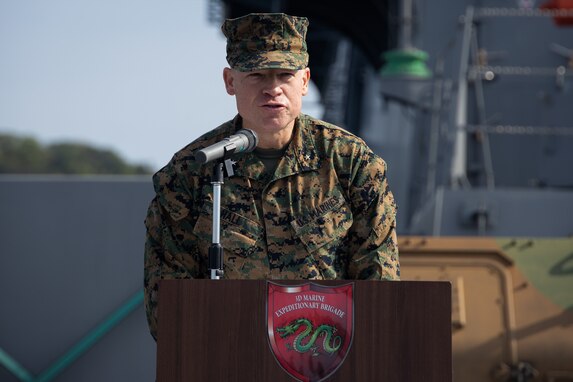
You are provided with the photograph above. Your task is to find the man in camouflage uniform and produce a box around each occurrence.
[144,13,399,340]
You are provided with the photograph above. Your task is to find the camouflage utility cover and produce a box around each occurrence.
[222,13,309,71]
[144,114,399,339]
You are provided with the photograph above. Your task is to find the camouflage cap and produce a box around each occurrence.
[222,13,309,72]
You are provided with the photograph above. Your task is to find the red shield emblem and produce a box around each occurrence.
[267,282,354,382]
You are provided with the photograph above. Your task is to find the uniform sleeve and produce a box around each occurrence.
[143,197,203,341]
[346,154,400,280]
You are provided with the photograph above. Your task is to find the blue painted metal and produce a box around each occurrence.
[0,347,33,382]
[0,290,144,382]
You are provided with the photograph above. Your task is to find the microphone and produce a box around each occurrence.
[195,129,258,164]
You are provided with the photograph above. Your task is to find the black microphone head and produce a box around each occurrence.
[194,128,259,164]
[237,129,258,153]
[195,149,208,164]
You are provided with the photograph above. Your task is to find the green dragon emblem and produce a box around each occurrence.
[276,318,343,357]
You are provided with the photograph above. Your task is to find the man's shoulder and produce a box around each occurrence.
[299,114,371,153]
[299,113,345,132]
[152,117,237,187]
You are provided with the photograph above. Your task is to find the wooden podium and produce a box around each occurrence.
[157,280,452,382]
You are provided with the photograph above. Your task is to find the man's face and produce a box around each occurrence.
[223,67,310,138]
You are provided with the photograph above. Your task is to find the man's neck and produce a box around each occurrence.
[256,127,294,149]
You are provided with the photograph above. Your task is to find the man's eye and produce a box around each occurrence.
[280,72,294,79]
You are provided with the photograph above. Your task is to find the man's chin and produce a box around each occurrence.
[259,117,295,132]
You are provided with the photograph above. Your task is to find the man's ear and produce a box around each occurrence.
[223,67,236,95]
[301,67,311,96]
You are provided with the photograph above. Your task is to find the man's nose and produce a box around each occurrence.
[262,76,283,96]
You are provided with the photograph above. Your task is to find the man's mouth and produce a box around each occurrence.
[262,103,285,109]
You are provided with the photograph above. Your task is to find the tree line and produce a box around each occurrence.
[0,133,153,174]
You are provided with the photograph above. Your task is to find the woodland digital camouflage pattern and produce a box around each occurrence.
[144,114,399,339]
[222,13,309,71]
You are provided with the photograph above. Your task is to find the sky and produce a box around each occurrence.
[0,0,322,171]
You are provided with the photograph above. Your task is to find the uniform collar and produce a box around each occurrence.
[233,114,321,181]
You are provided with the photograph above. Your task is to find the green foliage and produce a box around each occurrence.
[0,133,153,174]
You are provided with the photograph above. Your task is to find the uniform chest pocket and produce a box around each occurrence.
[290,198,353,253]
[193,202,263,258]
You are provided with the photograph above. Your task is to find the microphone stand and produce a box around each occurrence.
[208,154,235,280]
